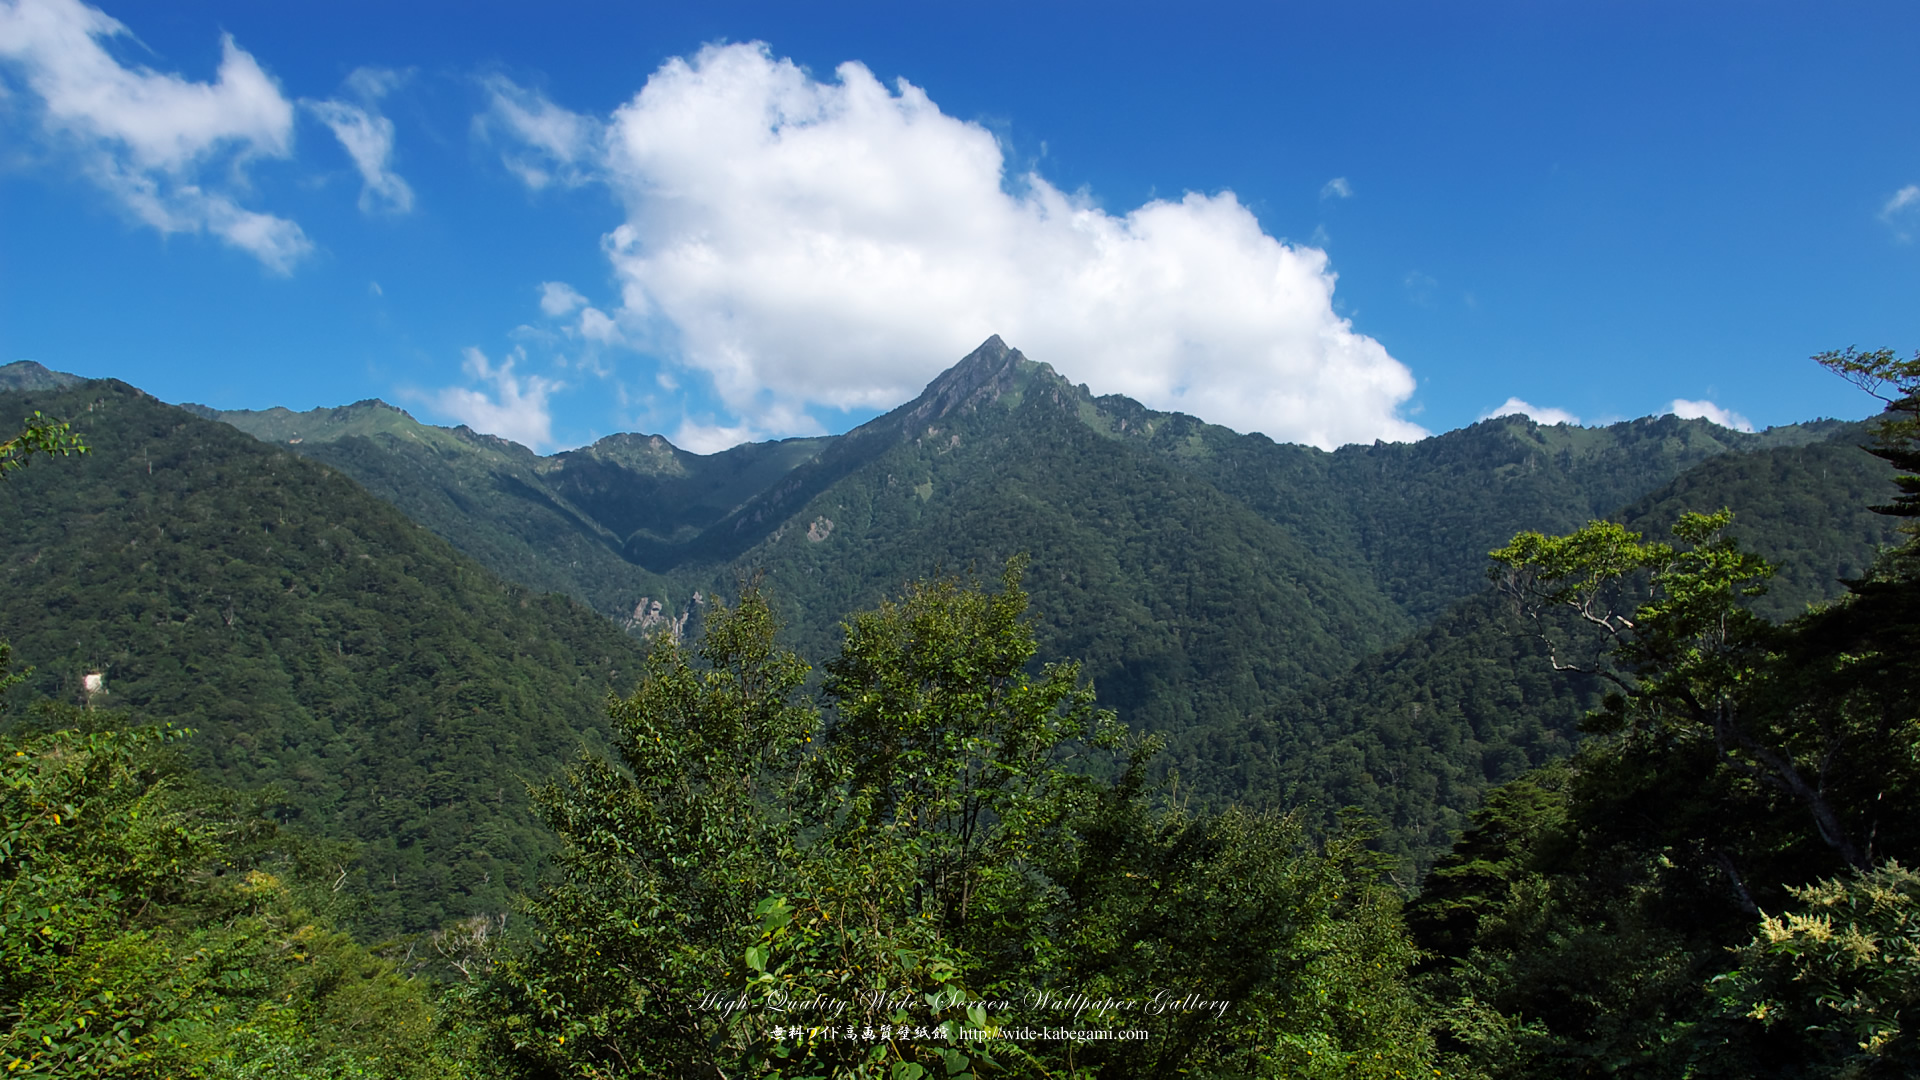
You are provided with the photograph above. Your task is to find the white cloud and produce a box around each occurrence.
[426,346,560,450]
[673,418,763,455]
[1881,184,1920,242]
[1481,396,1580,426]
[1320,176,1353,199]
[0,0,309,271]
[577,306,623,345]
[535,281,624,347]
[538,280,587,316]
[487,44,1425,450]
[477,73,601,190]
[309,67,412,214]
[1669,398,1754,433]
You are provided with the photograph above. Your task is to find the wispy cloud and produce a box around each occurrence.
[476,73,601,190]
[1481,397,1580,426]
[1669,398,1754,433]
[1320,176,1353,199]
[0,0,309,271]
[423,346,560,450]
[1881,184,1920,242]
[481,44,1425,450]
[308,67,412,215]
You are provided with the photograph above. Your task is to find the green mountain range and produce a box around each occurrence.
[0,341,1899,931]
[196,336,1896,752]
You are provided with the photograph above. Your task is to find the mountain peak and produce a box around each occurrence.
[0,360,85,394]
[898,335,1064,427]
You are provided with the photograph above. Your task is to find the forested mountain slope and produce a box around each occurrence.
[1186,427,1903,872]
[181,398,677,617]
[204,340,1850,626]
[0,379,647,934]
[198,339,1879,760]
[691,349,1415,735]
[63,341,1897,893]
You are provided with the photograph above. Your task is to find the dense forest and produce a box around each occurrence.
[3,344,1915,1077]
[0,378,648,933]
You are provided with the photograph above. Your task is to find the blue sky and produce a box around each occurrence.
[2,0,1916,453]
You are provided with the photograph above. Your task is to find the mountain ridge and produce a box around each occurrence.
[1,346,1901,901]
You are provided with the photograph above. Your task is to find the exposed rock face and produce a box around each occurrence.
[899,334,1027,427]
[623,596,689,641]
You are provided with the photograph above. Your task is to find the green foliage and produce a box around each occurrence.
[0,381,648,935]
[1489,511,1874,867]
[1616,439,1904,621]
[1414,356,1920,1077]
[0,410,86,480]
[0,716,477,1079]
[1715,861,1920,1077]
[473,580,818,1074]
[1816,346,1920,520]
[822,557,1116,929]
[1168,593,1600,875]
[476,565,1433,1078]
[1416,540,1920,1074]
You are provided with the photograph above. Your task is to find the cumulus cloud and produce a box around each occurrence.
[0,0,309,271]
[1320,176,1353,199]
[309,67,412,214]
[577,305,623,345]
[1881,184,1920,242]
[1669,398,1754,433]
[426,346,560,450]
[1481,397,1580,426]
[538,280,587,316]
[477,73,602,190]
[486,44,1424,450]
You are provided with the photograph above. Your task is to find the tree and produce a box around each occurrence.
[820,556,1120,944]
[473,581,826,1076]
[1415,347,1920,1077]
[0,715,469,1079]
[1488,509,1874,875]
[477,564,1434,1079]
[1815,347,1920,520]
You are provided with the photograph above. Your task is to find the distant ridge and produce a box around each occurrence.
[182,398,432,445]
[0,360,83,394]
